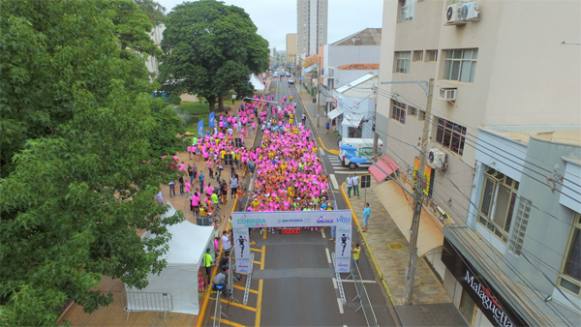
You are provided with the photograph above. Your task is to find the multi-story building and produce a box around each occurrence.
[286,33,298,66]
[373,0,581,325]
[297,0,328,57]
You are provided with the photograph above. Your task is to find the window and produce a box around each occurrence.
[443,48,478,82]
[413,50,423,62]
[477,167,519,242]
[348,127,362,138]
[559,214,581,295]
[407,106,417,116]
[509,198,531,255]
[398,0,416,21]
[434,118,466,155]
[394,51,411,73]
[418,110,426,121]
[390,100,406,124]
[425,49,438,62]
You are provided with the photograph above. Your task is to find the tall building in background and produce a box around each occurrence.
[297,0,328,57]
[286,33,298,65]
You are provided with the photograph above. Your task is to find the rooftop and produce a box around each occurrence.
[482,126,581,147]
[336,63,380,70]
[331,28,382,46]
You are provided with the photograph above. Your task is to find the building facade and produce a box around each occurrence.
[374,0,581,325]
[286,33,298,66]
[376,0,581,225]
[297,0,328,57]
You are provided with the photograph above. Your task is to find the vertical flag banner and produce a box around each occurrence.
[208,112,215,129]
[197,119,204,137]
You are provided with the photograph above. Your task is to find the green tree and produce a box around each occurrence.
[135,0,166,25]
[160,0,269,111]
[0,1,183,325]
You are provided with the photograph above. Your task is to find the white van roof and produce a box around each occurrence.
[340,138,384,146]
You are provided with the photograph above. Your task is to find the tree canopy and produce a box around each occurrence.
[0,0,183,325]
[160,0,269,110]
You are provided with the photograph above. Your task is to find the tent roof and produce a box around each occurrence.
[250,74,265,91]
[151,205,214,265]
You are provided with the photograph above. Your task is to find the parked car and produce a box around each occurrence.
[339,138,383,169]
[288,78,295,85]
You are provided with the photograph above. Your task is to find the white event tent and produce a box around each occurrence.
[125,204,214,315]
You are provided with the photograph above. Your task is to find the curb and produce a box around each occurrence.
[339,182,401,313]
[296,88,340,156]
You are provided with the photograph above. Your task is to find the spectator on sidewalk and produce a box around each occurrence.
[202,248,213,284]
[169,179,176,197]
[362,203,371,232]
[178,175,185,195]
[230,174,239,199]
[198,172,205,194]
[347,176,354,198]
[352,175,360,198]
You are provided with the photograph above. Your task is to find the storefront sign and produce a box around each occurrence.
[413,157,434,197]
[442,239,527,327]
[233,210,352,273]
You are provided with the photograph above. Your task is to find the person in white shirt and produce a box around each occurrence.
[352,175,360,198]
[221,231,232,256]
[346,176,354,198]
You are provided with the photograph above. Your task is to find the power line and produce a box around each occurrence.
[373,89,581,191]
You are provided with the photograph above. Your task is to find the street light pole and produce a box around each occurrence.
[404,78,434,304]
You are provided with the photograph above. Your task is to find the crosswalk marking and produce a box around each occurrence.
[330,174,339,190]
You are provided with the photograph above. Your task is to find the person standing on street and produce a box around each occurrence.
[202,248,213,284]
[230,174,239,199]
[362,203,371,232]
[178,175,185,195]
[198,172,205,194]
[169,179,176,197]
[352,243,361,264]
[352,175,360,198]
[221,231,232,256]
[347,175,354,198]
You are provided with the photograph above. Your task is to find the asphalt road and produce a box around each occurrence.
[208,79,396,327]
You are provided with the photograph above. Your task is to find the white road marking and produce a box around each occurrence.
[334,170,369,175]
[321,228,327,239]
[330,174,339,190]
[332,277,338,290]
[319,148,325,156]
[340,279,378,284]
[337,298,344,314]
[325,247,331,264]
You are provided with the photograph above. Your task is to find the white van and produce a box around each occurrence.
[338,138,384,169]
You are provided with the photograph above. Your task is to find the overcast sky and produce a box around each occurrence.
[156,0,384,50]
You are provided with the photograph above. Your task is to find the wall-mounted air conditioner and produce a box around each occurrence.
[445,4,464,25]
[458,2,481,22]
[428,148,448,170]
[438,87,457,102]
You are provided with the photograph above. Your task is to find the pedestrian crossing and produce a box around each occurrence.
[326,155,369,175]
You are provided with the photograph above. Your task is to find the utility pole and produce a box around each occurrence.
[404,78,434,304]
[372,86,379,156]
[316,70,321,128]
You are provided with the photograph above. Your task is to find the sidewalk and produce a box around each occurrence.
[340,179,450,306]
[295,84,340,155]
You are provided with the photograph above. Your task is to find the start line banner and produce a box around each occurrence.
[232,210,352,274]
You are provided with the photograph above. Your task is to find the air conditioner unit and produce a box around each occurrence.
[458,2,481,22]
[428,148,447,170]
[445,4,465,25]
[439,87,458,102]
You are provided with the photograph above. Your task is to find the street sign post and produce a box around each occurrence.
[361,175,371,203]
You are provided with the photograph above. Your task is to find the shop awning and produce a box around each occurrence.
[444,226,580,326]
[327,108,344,120]
[343,113,364,127]
[369,154,399,182]
[373,180,443,256]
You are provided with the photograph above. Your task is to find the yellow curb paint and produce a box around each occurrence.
[210,317,246,327]
[255,279,264,327]
[196,249,223,327]
[220,299,257,312]
[260,245,266,270]
[253,260,261,265]
[339,182,397,305]
[250,247,263,253]
[233,284,259,294]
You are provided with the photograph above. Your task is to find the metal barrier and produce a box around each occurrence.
[212,289,223,327]
[350,261,379,327]
[125,291,173,321]
[331,252,347,305]
[243,252,255,305]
